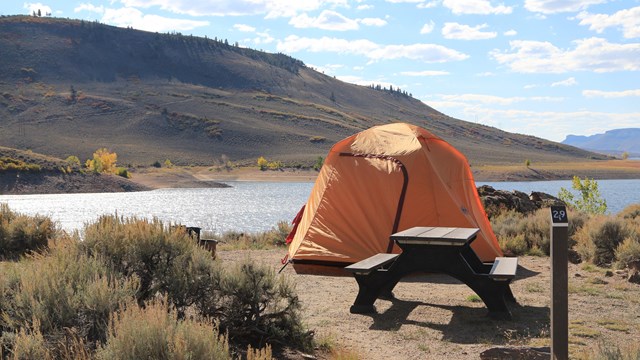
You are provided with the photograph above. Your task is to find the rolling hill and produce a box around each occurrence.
[0,15,608,168]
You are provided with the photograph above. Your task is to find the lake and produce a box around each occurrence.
[1,179,639,234]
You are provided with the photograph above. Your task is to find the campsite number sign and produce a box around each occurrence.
[550,205,568,225]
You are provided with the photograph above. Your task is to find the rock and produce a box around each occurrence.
[568,249,581,264]
[480,347,550,360]
[478,185,565,217]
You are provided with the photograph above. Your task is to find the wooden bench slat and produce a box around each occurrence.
[345,253,400,275]
[489,257,518,280]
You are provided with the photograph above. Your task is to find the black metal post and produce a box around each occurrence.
[550,206,568,360]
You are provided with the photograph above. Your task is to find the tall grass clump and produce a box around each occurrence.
[80,215,220,314]
[96,298,232,360]
[0,203,55,260]
[0,237,138,357]
[217,220,292,250]
[618,204,640,221]
[585,341,640,360]
[574,216,639,267]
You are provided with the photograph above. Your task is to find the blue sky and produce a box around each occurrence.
[3,1,639,142]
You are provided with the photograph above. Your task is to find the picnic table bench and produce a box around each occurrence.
[345,226,518,319]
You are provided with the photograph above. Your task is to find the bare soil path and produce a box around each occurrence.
[219,249,640,360]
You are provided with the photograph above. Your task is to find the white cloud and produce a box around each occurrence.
[253,31,274,44]
[101,7,209,32]
[583,89,640,98]
[338,75,400,90]
[24,2,52,15]
[74,3,105,13]
[233,24,256,32]
[117,0,327,18]
[360,17,387,27]
[385,0,427,3]
[423,97,637,142]
[420,21,435,34]
[442,0,512,15]
[289,10,358,31]
[400,70,450,76]
[524,84,539,89]
[504,29,517,36]
[417,1,439,9]
[357,4,373,10]
[576,7,640,39]
[277,36,469,63]
[551,77,577,87]
[437,93,526,105]
[524,0,606,14]
[442,23,497,40]
[490,37,640,73]
[477,71,496,77]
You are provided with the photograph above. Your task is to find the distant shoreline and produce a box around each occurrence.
[1,160,639,195]
[128,160,640,190]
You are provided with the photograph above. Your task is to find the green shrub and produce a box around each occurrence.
[574,216,638,266]
[96,298,231,360]
[499,233,529,256]
[80,215,220,313]
[558,176,607,214]
[0,237,137,355]
[215,259,312,350]
[0,204,55,260]
[115,167,130,178]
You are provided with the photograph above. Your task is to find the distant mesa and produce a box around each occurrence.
[562,128,640,157]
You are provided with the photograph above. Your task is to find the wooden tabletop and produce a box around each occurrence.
[390,226,479,246]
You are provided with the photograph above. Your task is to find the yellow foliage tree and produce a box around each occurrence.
[257,156,268,171]
[86,148,118,174]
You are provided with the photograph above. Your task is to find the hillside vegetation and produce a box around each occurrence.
[0,15,610,168]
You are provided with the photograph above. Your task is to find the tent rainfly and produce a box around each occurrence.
[283,123,502,275]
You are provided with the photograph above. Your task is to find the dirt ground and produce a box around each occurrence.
[218,249,640,360]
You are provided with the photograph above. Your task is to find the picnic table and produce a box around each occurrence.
[345,226,518,319]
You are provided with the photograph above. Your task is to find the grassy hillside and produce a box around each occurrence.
[0,15,609,167]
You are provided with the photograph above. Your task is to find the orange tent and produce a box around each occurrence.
[285,123,502,275]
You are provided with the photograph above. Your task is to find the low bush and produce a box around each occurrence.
[215,259,312,351]
[0,204,55,260]
[491,207,590,256]
[1,216,311,357]
[96,298,232,360]
[80,215,220,314]
[115,167,130,178]
[614,237,640,270]
[0,237,137,357]
[574,216,638,267]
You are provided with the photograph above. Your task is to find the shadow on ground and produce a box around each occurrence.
[364,298,549,345]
